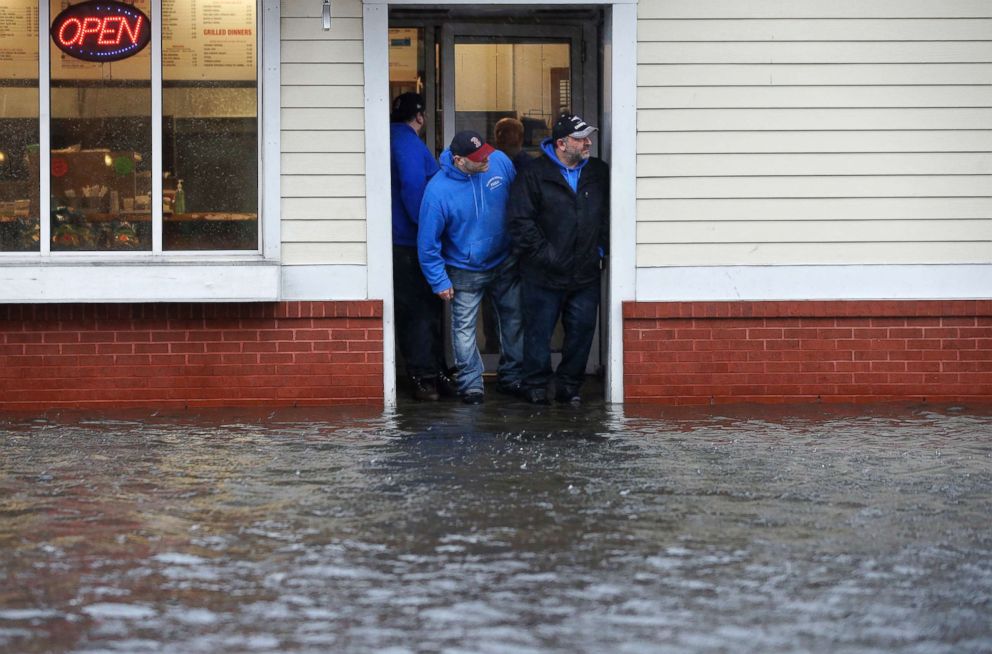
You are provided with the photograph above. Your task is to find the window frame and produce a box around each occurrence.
[0,0,280,302]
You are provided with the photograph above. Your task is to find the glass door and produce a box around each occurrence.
[441,24,592,159]
[439,23,601,374]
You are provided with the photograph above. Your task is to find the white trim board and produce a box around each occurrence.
[605,2,637,404]
[0,262,280,303]
[636,265,992,302]
[363,1,396,407]
[282,264,368,299]
[262,0,282,260]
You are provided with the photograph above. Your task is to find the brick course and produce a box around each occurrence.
[624,300,992,405]
[0,302,384,410]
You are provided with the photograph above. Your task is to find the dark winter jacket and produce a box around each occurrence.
[507,140,609,290]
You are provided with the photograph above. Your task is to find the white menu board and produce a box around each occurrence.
[164,0,256,81]
[0,0,38,80]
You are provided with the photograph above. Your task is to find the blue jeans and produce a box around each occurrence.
[447,256,524,394]
[520,281,600,394]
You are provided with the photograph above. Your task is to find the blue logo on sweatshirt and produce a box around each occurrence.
[486,176,504,190]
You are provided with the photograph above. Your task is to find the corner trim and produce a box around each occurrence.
[363,2,397,407]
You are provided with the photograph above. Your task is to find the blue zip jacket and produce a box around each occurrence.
[417,149,516,293]
[390,122,439,247]
[540,137,588,191]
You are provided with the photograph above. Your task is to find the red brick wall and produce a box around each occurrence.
[624,300,992,405]
[0,301,383,410]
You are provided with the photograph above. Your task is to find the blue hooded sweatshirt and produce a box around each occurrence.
[390,122,440,247]
[540,137,588,191]
[417,149,516,293]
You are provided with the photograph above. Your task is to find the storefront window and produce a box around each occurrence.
[1,0,259,255]
[163,0,257,250]
[49,0,152,251]
[0,0,40,252]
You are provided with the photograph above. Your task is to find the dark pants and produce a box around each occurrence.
[393,245,445,379]
[520,280,600,394]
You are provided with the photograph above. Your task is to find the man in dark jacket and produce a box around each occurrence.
[508,113,609,405]
[389,92,454,401]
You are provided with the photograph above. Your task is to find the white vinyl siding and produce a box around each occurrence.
[636,0,992,267]
[281,0,366,266]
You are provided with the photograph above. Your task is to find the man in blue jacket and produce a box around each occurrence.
[417,130,523,405]
[389,92,452,401]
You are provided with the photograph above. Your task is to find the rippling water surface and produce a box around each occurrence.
[1,400,991,653]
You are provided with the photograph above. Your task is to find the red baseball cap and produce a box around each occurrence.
[450,130,495,162]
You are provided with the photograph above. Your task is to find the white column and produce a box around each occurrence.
[261,0,282,260]
[605,2,637,404]
[363,2,396,407]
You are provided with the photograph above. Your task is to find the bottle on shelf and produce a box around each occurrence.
[174,179,186,215]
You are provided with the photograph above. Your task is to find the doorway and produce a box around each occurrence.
[388,8,605,389]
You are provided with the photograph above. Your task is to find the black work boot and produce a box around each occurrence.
[496,379,523,398]
[436,369,459,398]
[523,388,550,405]
[411,376,439,402]
[555,387,582,406]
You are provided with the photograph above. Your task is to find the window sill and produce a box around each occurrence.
[0,257,280,303]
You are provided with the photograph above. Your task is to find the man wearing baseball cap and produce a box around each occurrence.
[389,92,455,402]
[417,130,524,405]
[508,112,610,406]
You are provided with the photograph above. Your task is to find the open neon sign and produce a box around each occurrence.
[51,1,151,62]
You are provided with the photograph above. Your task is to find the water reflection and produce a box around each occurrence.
[1,402,990,653]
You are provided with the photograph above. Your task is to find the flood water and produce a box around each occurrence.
[1,398,991,653]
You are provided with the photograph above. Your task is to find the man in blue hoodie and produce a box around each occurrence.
[389,92,452,401]
[417,130,523,405]
[508,113,610,406]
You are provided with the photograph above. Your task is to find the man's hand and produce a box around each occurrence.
[437,287,454,301]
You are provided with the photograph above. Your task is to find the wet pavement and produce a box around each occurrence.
[1,395,991,653]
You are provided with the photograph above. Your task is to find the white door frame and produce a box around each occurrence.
[364,0,637,407]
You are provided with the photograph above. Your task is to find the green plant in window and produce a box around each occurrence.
[52,223,86,248]
[51,203,95,249]
[112,221,140,249]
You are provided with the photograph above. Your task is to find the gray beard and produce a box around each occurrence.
[556,150,582,168]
